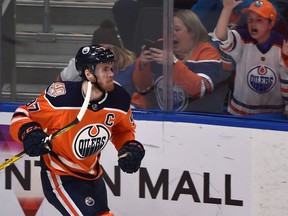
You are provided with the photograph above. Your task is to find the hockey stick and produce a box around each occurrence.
[0,81,92,170]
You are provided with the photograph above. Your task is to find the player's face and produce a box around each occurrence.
[173,16,195,58]
[247,11,274,44]
[94,62,114,92]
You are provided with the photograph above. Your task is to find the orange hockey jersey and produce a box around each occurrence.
[10,81,136,180]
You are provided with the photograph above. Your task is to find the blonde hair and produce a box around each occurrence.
[174,9,208,48]
[112,46,135,71]
[100,44,135,72]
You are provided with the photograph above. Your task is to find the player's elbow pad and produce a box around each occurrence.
[118,140,145,174]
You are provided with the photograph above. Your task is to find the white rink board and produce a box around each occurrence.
[1,112,288,216]
[101,121,252,216]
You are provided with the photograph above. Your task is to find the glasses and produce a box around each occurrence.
[254,0,264,7]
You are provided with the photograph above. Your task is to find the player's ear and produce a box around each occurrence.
[84,69,96,82]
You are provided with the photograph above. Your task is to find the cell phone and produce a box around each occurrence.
[144,39,154,50]
[144,39,163,50]
[152,40,163,49]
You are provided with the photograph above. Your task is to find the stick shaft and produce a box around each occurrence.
[0,152,25,170]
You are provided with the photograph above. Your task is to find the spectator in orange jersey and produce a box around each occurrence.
[132,9,231,113]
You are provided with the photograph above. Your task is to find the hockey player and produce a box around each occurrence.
[9,45,145,216]
[210,0,288,116]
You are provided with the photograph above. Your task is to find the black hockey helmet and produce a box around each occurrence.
[75,44,114,78]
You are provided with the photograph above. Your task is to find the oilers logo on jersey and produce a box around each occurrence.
[155,76,189,111]
[247,65,276,94]
[73,124,111,159]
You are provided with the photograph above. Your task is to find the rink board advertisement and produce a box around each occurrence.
[0,106,288,216]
